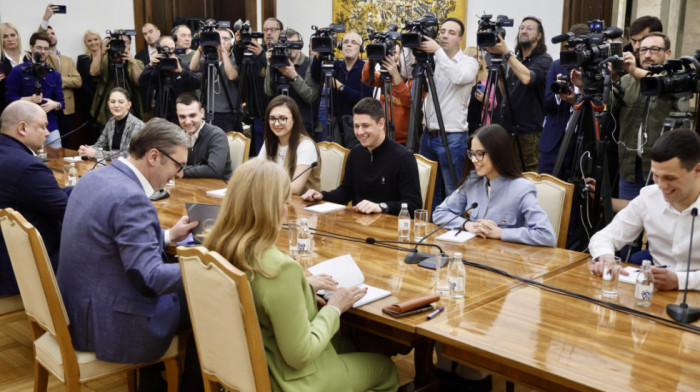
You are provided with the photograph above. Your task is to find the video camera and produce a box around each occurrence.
[310,23,345,56]
[196,19,231,62]
[400,14,438,49]
[641,53,700,96]
[269,34,304,68]
[155,45,186,71]
[233,19,264,47]
[21,52,51,95]
[476,14,514,48]
[105,29,136,54]
[553,22,622,69]
[366,25,400,60]
[550,74,571,94]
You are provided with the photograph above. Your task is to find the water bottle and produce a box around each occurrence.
[96,147,104,163]
[67,163,78,186]
[634,260,654,308]
[297,218,312,256]
[398,203,410,241]
[448,252,466,299]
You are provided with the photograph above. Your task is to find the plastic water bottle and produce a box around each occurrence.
[448,252,466,298]
[67,163,78,186]
[634,260,654,308]
[297,218,312,256]
[398,203,410,241]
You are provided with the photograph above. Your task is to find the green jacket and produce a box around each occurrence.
[612,73,677,183]
[90,54,144,125]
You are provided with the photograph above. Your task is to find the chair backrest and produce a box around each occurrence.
[414,154,438,213]
[226,131,251,174]
[0,208,79,375]
[317,141,349,192]
[522,172,574,248]
[178,246,271,392]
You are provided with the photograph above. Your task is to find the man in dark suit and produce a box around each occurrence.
[57,118,199,389]
[136,23,161,66]
[0,101,71,295]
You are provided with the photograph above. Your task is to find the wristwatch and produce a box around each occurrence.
[379,202,389,214]
[291,75,300,82]
[504,50,514,62]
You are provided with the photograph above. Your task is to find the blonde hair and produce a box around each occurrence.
[203,158,290,280]
[465,46,488,83]
[83,29,101,55]
[0,23,24,58]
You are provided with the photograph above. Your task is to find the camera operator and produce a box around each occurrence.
[538,23,589,174]
[416,17,478,207]
[172,25,195,65]
[625,16,663,62]
[190,27,240,132]
[264,28,319,136]
[90,32,143,126]
[139,36,200,124]
[135,23,161,66]
[485,16,552,172]
[310,31,372,147]
[5,32,64,147]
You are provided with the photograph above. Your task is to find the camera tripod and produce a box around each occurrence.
[378,69,396,141]
[406,53,457,186]
[318,59,339,142]
[109,54,128,89]
[236,49,265,151]
[201,52,239,128]
[153,70,174,120]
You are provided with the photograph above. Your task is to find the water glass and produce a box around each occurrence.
[413,209,428,242]
[287,220,298,255]
[601,256,621,298]
[435,253,450,295]
[63,164,72,187]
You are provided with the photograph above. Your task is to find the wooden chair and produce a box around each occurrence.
[177,246,271,392]
[226,131,251,174]
[317,141,349,192]
[0,208,181,392]
[522,172,574,248]
[414,154,438,214]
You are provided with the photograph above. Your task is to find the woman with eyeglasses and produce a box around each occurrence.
[203,158,399,392]
[432,124,556,246]
[258,95,321,195]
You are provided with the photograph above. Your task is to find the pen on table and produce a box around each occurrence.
[305,200,321,207]
[426,306,445,320]
[655,265,668,269]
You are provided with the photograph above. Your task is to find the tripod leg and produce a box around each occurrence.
[424,68,458,187]
[552,107,582,179]
[383,78,395,141]
[406,64,425,152]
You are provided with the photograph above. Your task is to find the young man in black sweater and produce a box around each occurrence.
[302,98,422,215]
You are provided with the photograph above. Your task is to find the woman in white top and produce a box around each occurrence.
[258,95,321,195]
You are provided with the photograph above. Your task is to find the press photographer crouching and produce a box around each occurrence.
[265,29,320,136]
[4,32,64,147]
[139,36,201,124]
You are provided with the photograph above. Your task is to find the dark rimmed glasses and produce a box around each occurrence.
[158,149,186,173]
[467,149,487,161]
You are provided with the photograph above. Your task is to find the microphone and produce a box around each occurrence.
[551,32,573,44]
[43,121,89,146]
[85,148,129,169]
[667,207,700,323]
[604,27,623,39]
[291,161,318,182]
[365,237,445,268]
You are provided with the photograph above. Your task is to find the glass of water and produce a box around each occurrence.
[601,256,621,298]
[435,253,450,295]
[413,209,428,242]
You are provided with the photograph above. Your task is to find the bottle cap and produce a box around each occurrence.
[641,259,652,266]
[401,203,407,208]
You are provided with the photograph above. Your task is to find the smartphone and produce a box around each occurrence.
[54,5,67,14]
[476,83,485,94]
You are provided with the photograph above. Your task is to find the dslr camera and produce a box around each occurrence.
[155,45,186,71]
[400,14,438,49]
[476,14,514,48]
[270,34,304,68]
[641,53,700,96]
[550,74,571,94]
[310,23,345,57]
[233,19,264,47]
[366,25,400,60]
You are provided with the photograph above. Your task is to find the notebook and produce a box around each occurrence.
[308,254,391,308]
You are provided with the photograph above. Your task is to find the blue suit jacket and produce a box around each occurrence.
[57,159,182,363]
[538,60,573,154]
[5,61,64,131]
[0,134,70,294]
[433,172,556,247]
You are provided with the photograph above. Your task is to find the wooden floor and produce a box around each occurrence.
[1,309,530,391]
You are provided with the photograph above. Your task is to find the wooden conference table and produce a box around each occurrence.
[50,151,699,390]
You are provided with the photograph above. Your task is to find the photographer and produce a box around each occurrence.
[264,29,320,135]
[190,27,240,132]
[5,32,64,147]
[139,36,200,124]
[90,33,143,126]
[485,16,552,172]
[417,17,478,207]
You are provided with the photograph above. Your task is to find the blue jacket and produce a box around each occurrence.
[538,60,573,154]
[5,60,64,131]
[57,159,182,363]
[0,134,70,294]
[432,172,556,247]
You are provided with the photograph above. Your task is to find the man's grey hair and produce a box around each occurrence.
[128,118,188,159]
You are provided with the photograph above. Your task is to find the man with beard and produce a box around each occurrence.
[486,16,552,172]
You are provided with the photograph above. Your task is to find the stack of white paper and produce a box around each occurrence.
[308,254,391,308]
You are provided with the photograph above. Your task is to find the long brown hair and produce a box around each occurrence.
[459,124,522,186]
[263,95,310,178]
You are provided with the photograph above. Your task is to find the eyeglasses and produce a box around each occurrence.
[519,25,537,31]
[638,46,666,55]
[158,149,185,173]
[268,116,289,125]
[263,27,280,33]
[467,149,487,161]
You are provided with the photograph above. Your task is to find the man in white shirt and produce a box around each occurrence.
[589,130,700,291]
[417,17,479,208]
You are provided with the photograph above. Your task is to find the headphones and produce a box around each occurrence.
[337,33,364,53]
[171,26,179,42]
